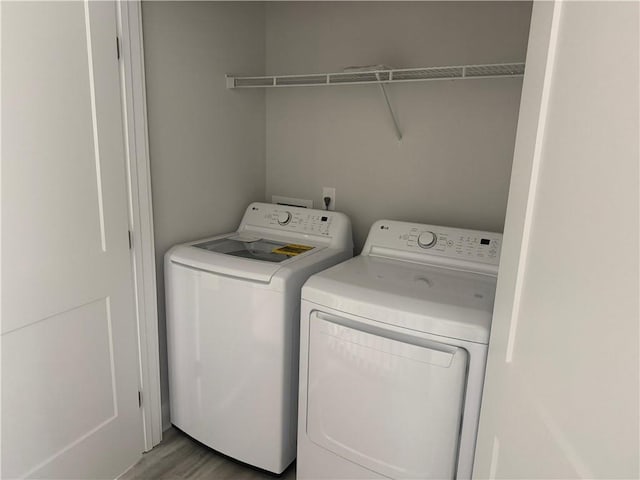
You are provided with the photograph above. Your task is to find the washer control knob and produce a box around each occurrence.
[277,211,292,225]
[417,231,437,249]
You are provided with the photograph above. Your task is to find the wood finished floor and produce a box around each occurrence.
[120,427,296,480]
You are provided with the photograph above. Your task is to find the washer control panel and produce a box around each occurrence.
[267,209,334,235]
[363,220,502,267]
[240,203,347,238]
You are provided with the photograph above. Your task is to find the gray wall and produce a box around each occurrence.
[265,2,532,250]
[142,1,266,428]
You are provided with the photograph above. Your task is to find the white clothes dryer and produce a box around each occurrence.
[165,202,352,474]
[297,220,502,480]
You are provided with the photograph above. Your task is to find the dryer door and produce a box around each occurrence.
[306,311,469,479]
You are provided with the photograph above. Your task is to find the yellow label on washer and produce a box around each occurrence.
[272,243,314,256]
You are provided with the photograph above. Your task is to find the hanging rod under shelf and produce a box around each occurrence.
[226,62,525,89]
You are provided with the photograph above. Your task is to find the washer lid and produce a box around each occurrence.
[169,233,319,283]
[302,255,496,344]
[193,237,305,264]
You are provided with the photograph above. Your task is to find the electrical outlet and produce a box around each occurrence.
[322,187,336,211]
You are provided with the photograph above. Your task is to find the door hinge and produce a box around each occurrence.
[128,230,133,250]
[138,390,142,408]
[116,36,121,59]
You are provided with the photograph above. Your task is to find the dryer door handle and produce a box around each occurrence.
[312,311,461,368]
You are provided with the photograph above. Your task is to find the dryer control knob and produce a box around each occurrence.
[417,231,437,249]
[277,211,292,225]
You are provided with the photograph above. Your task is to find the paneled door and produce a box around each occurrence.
[2,1,144,478]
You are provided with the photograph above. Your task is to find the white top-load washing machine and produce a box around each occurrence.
[297,220,502,480]
[165,202,353,474]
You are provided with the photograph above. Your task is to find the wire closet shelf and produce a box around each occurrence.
[226,63,525,88]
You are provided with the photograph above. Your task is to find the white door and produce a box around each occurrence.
[2,1,144,478]
[474,2,639,478]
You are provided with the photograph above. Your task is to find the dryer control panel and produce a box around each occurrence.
[362,220,502,270]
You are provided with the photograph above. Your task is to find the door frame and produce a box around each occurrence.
[116,0,163,451]
[111,0,560,457]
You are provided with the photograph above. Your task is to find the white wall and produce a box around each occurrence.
[475,2,639,478]
[142,1,266,428]
[265,2,532,250]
